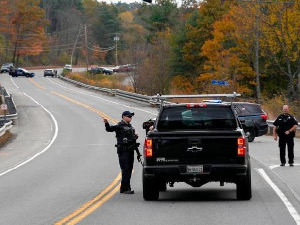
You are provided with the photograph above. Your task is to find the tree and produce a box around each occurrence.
[139,0,178,41]
[258,2,300,101]
[119,10,148,93]
[9,0,48,65]
[201,14,255,96]
[183,0,231,75]
[91,3,121,64]
[146,32,172,94]
[0,0,15,62]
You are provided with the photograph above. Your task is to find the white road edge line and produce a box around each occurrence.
[10,75,19,89]
[257,168,300,224]
[48,78,157,116]
[0,92,58,177]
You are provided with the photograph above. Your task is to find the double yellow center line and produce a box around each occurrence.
[50,91,121,224]
[27,79,123,224]
[51,91,118,124]
[29,78,125,225]
[55,174,121,225]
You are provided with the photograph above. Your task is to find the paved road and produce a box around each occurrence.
[0,70,299,225]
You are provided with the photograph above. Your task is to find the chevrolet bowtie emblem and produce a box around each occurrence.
[187,146,203,152]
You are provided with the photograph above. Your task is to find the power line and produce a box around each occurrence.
[0,25,83,37]
[0,46,84,52]
[87,46,115,52]
[87,42,115,50]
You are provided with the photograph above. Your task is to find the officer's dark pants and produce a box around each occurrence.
[118,148,134,192]
[279,135,294,164]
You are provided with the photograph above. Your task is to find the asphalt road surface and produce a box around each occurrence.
[0,69,299,225]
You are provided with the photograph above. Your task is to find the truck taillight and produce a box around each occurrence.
[237,137,246,156]
[144,138,153,157]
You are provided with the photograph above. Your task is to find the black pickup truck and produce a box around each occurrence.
[142,94,251,201]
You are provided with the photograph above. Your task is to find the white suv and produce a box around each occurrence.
[1,63,13,73]
[63,64,72,71]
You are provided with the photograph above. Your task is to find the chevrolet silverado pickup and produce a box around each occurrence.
[142,94,251,201]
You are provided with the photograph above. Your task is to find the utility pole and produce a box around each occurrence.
[84,24,89,72]
[114,33,119,66]
[71,25,82,67]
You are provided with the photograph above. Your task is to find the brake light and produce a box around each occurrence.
[237,137,246,156]
[186,104,207,108]
[260,114,267,121]
[144,138,153,157]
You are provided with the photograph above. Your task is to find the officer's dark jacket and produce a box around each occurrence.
[105,120,137,145]
[273,113,298,137]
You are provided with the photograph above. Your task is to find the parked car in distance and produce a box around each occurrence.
[63,64,72,71]
[11,68,35,78]
[44,69,57,77]
[101,67,113,75]
[88,67,113,75]
[88,67,103,74]
[1,63,14,73]
[113,65,131,73]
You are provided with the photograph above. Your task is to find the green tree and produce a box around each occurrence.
[90,3,121,64]
[183,0,231,75]
[258,2,300,101]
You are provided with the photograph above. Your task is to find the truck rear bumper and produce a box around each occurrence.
[144,164,248,183]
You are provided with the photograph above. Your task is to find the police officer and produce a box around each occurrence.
[273,105,298,167]
[103,111,138,194]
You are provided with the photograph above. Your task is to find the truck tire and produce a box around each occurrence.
[143,169,159,201]
[158,180,167,192]
[236,163,252,200]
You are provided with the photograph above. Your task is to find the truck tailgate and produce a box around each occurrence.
[149,131,242,165]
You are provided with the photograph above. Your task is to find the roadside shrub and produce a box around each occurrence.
[262,95,300,120]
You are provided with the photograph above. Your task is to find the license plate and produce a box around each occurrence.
[187,165,203,173]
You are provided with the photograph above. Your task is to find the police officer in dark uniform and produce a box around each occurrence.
[103,111,139,194]
[273,105,298,167]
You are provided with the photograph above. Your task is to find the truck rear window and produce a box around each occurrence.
[157,107,237,130]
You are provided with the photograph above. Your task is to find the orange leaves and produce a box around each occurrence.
[1,0,48,58]
[170,75,195,94]
[200,8,256,96]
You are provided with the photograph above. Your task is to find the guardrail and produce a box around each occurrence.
[267,120,300,130]
[58,75,300,132]
[267,120,300,136]
[0,87,17,138]
[58,76,113,94]
[114,89,151,104]
[0,88,18,122]
[58,75,153,104]
[0,121,13,137]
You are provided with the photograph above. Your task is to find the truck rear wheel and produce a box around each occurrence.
[236,164,252,200]
[143,169,159,201]
[158,180,167,192]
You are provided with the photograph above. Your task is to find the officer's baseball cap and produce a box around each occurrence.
[122,111,134,117]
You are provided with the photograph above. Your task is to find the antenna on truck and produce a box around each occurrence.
[151,92,240,106]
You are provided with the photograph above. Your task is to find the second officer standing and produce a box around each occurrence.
[273,105,298,167]
[103,111,138,194]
